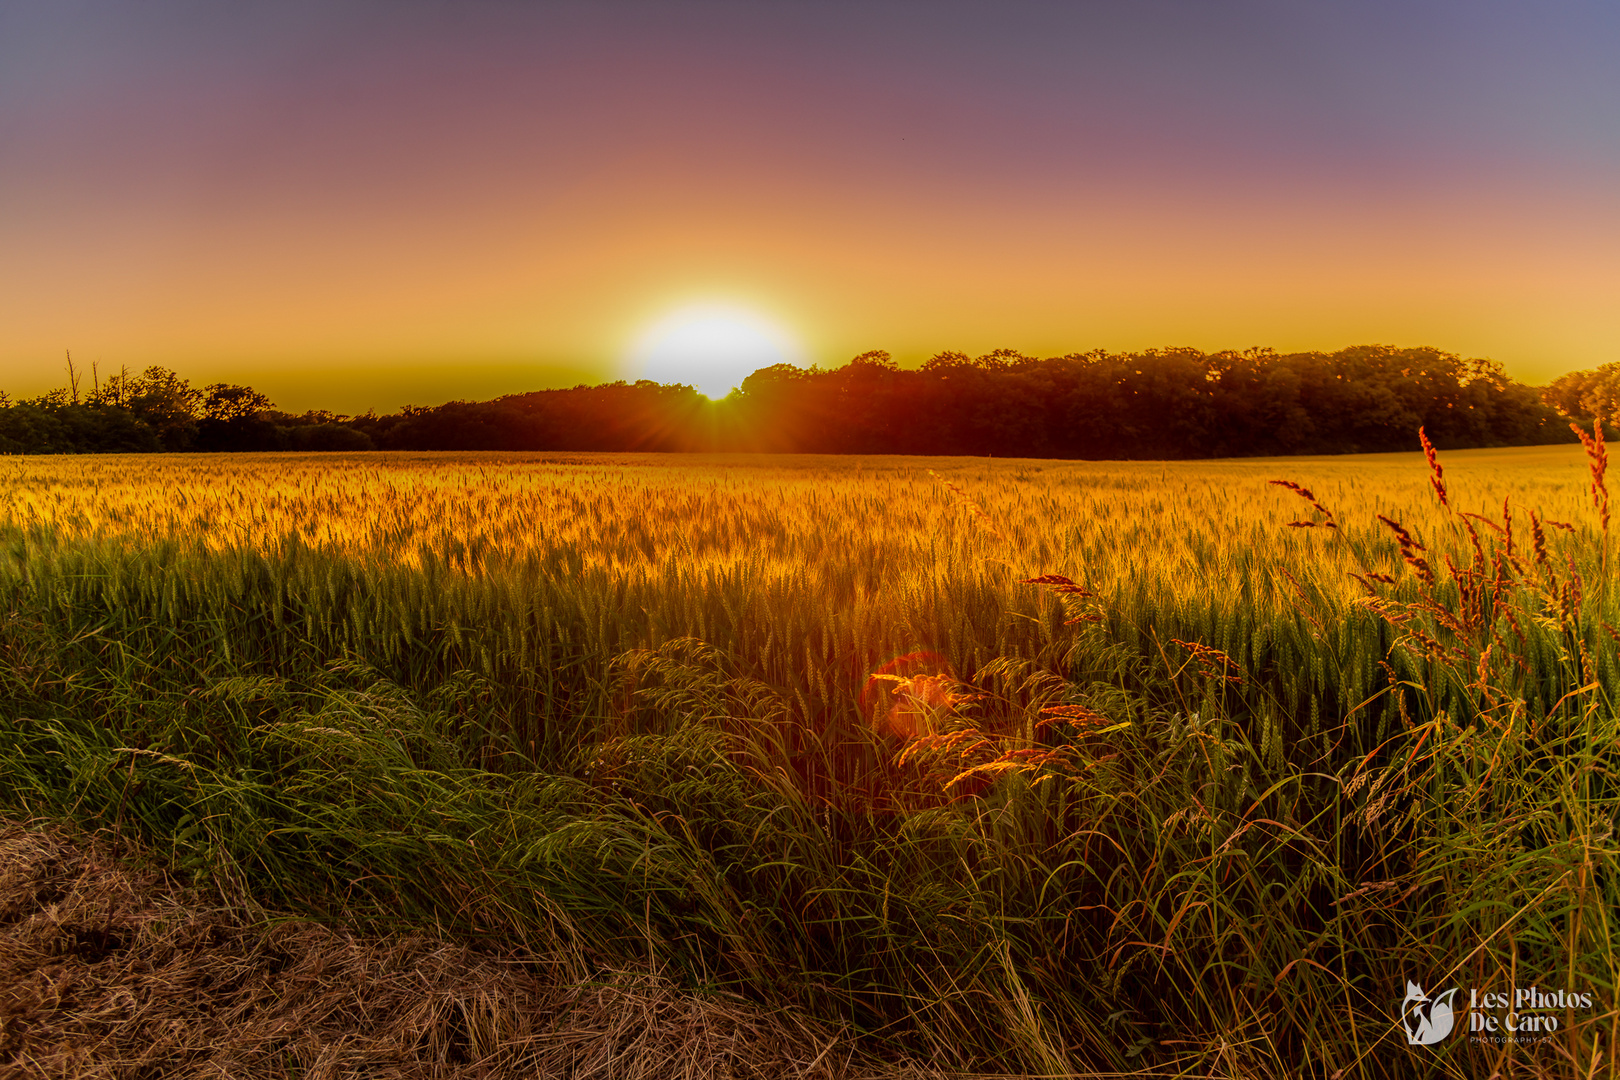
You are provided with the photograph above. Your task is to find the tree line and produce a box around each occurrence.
[0,345,1595,458]
[0,361,371,455]
[1544,362,1620,433]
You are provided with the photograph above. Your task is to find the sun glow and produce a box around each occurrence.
[627,303,805,398]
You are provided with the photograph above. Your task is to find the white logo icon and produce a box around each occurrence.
[1402,981,1458,1045]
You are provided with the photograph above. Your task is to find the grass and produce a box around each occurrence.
[0,818,883,1079]
[0,441,1615,1077]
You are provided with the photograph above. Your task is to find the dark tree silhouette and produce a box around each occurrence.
[0,345,1584,457]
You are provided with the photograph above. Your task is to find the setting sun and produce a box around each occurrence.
[626,304,805,399]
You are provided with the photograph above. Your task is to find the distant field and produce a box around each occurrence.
[0,444,1613,1077]
[0,442,1600,613]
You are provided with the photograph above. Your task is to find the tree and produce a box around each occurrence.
[1545,362,1620,429]
[202,383,275,422]
[921,350,971,373]
[125,366,202,450]
[848,350,897,371]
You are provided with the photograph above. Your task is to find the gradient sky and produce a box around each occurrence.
[3,0,1617,413]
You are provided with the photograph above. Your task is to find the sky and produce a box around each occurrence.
[2,0,1617,413]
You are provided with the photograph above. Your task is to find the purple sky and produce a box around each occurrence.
[3,1,1616,411]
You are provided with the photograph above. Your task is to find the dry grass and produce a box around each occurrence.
[0,819,933,1080]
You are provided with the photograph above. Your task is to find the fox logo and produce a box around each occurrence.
[1402,981,1458,1045]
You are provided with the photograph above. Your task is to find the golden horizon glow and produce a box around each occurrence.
[626,302,806,399]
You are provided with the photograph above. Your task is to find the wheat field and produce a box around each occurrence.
[0,445,1601,668]
[1,445,1597,578]
[0,444,1614,1078]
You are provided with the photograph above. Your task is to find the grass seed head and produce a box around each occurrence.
[1419,426,1448,508]
[1269,479,1339,528]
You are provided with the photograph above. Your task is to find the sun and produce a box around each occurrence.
[627,303,805,398]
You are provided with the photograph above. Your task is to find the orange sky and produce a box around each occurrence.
[3,2,1617,414]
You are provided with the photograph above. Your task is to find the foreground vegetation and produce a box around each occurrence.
[1,819,881,1078]
[0,441,1615,1077]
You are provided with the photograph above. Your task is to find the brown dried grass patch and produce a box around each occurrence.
[0,819,942,1080]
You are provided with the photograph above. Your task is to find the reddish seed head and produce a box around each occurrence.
[1570,420,1610,534]
[1269,478,1337,526]
[1419,427,1448,508]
